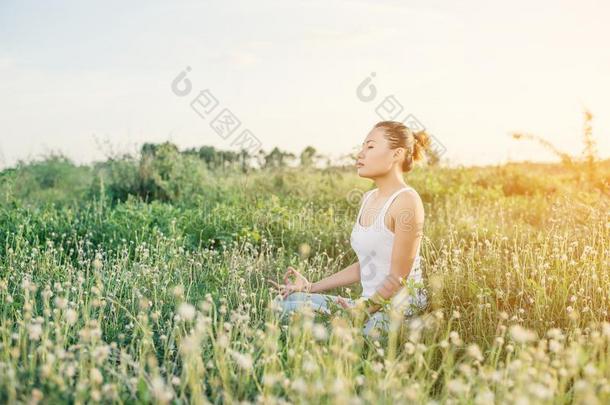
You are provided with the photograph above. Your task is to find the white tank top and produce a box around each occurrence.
[350,186,425,311]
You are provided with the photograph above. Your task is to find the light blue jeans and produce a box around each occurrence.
[273,289,428,338]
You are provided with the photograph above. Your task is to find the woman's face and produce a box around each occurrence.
[356,127,403,178]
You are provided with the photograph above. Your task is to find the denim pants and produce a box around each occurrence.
[272,290,427,338]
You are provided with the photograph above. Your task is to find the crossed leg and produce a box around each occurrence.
[272,292,390,337]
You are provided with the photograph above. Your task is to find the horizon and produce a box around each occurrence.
[2,137,608,171]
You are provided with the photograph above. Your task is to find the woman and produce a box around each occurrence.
[268,120,430,337]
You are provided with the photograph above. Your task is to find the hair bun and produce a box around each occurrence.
[412,130,430,162]
[373,120,430,172]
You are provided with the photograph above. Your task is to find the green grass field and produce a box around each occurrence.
[0,151,608,404]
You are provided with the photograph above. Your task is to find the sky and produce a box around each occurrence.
[1,0,609,169]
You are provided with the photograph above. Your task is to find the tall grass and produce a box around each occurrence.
[0,156,609,403]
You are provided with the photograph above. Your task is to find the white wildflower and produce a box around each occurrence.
[312,323,327,341]
[509,325,537,344]
[172,285,184,299]
[466,343,483,362]
[447,378,468,395]
[179,334,201,356]
[404,342,415,354]
[177,303,196,321]
[230,350,253,371]
[151,376,173,404]
[28,323,43,341]
[474,390,494,404]
[290,377,307,393]
[548,339,562,353]
[90,368,104,385]
[65,308,78,326]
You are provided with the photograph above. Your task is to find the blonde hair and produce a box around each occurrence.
[374,121,430,172]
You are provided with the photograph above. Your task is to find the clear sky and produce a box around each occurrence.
[1,0,609,169]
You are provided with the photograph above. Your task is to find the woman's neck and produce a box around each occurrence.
[374,176,408,198]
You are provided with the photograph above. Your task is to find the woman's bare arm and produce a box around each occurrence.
[309,261,360,293]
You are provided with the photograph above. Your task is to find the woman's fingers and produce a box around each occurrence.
[284,267,291,284]
[267,279,287,296]
[268,279,293,300]
[267,279,281,289]
[284,267,294,285]
[274,266,307,299]
[282,285,292,298]
[282,285,296,299]
[287,267,308,286]
[336,296,351,309]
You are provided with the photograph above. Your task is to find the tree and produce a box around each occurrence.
[299,146,320,168]
[264,147,296,169]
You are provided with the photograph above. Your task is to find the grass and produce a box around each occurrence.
[0,157,609,403]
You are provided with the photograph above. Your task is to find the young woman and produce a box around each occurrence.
[268,120,430,337]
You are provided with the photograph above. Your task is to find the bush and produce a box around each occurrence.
[89,142,212,204]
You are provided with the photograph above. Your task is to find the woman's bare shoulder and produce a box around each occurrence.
[392,188,424,216]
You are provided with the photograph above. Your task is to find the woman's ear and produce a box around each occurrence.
[393,147,405,161]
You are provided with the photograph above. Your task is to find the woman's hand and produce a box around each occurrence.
[335,296,354,309]
[267,266,312,299]
[336,296,375,318]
